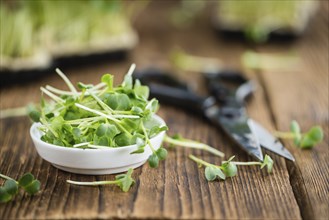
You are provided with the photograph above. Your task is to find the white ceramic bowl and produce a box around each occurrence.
[30,115,166,175]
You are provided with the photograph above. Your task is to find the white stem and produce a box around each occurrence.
[88,91,113,114]
[40,87,65,103]
[67,180,117,185]
[87,144,112,149]
[65,116,103,124]
[164,136,224,157]
[73,142,91,148]
[91,82,107,90]
[75,103,120,123]
[112,115,140,119]
[56,68,78,94]
[45,85,76,96]
[231,162,262,166]
[127,63,136,77]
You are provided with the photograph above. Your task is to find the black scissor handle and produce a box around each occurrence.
[134,69,189,90]
[204,70,254,106]
[134,69,214,115]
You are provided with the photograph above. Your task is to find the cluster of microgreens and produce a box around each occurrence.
[274,120,323,149]
[189,155,273,181]
[1,65,276,196]
[0,173,40,203]
[28,64,169,170]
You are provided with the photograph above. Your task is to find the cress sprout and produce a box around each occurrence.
[164,134,224,158]
[274,120,324,149]
[189,154,273,182]
[67,168,135,192]
[227,155,274,174]
[0,173,40,203]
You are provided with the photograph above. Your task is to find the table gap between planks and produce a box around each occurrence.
[0,1,328,219]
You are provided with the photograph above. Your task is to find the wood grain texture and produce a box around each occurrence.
[0,1,327,219]
[255,3,329,219]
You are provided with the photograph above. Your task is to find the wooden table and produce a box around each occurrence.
[1,2,328,219]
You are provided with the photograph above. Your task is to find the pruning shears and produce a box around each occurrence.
[134,69,295,162]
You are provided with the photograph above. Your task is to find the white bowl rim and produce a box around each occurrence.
[30,114,166,152]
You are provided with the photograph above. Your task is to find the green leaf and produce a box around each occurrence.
[18,173,41,195]
[130,137,146,154]
[50,116,65,132]
[300,126,324,148]
[299,136,314,149]
[261,155,274,173]
[0,187,13,203]
[77,82,93,90]
[156,147,168,161]
[96,124,107,137]
[307,126,324,142]
[122,74,133,90]
[101,74,114,90]
[131,106,143,115]
[293,124,324,149]
[290,120,301,145]
[149,125,168,138]
[3,180,18,195]
[115,168,135,192]
[72,127,81,140]
[23,180,41,195]
[134,79,150,100]
[205,166,226,181]
[94,136,109,146]
[18,173,34,187]
[146,98,159,113]
[104,93,131,110]
[121,118,141,133]
[130,148,145,154]
[114,133,132,146]
[148,154,159,168]
[221,162,237,177]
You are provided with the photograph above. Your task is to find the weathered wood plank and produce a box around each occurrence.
[255,3,329,220]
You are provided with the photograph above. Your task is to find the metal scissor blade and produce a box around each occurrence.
[248,119,295,161]
[205,107,264,161]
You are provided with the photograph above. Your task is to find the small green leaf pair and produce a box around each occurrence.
[148,147,168,168]
[204,156,238,181]
[275,120,324,149]
[0,173,41,203]
[190,155,237,181]
[67,168,135,192]
[189,154,274,182]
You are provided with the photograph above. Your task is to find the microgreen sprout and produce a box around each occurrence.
[189,154,273,182]
[164,134,224,157]
[189,155,232,181]
[67,168,135,192]
[0,173,41,203]
[227,155,274,174]
[274,120,324,149]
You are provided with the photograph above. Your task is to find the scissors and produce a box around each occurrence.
[134,69,295,161]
